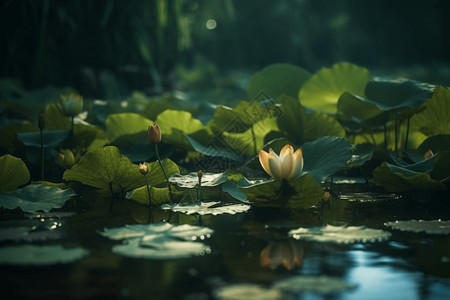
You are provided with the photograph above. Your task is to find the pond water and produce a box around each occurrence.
[1,180,449,300]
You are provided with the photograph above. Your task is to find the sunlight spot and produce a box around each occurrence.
[206,19,217,30]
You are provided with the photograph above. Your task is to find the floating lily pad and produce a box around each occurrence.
[63,146,179,193]
[373,162,446,192]
[0,244,88,265]
[289,224,391,244]
[302,136,353,183]
[214,284,283,300]
[273,275,357,294]
[385,220,450,235]
[299,62,370,114]
[0,184,76,213]
[411,86,450,137]
[170,172,228,188]
[246,63,311,99]
[161,201,251,216]
[339,192,401,203]
[0,154,30,192]
[100,222,214,259]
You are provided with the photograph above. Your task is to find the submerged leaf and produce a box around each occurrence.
[161,201,251,216]
[0,154,30,192]
[385,220,450,235]
[0,184,76,213]
[0,245,89,265]
[289,224,391,244]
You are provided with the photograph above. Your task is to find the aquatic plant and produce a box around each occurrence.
[258,144,303,181]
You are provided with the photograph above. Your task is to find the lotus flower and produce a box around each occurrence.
[258,144,303,181]
[148,123,162,144]
[59,93,83,117]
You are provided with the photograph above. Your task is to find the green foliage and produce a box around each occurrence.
[246,63,311,99]
[63,146,179,193]
[411,86,450,136]
[299,62,370,114]
[126,186,183,206]
[0,184,76,213]
[105,113,153,144]
[0,154,30,192]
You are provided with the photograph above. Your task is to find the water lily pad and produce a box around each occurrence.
[273,275,357,294]
[373,162,446,192]
[289,224,391,244]
[299,62,370,114]
[0,244,88,265]
[0,184,76,213]
[214,284,283,300]
[161,201,251,215]
[302,136,353,183]
[63,146,179,193]
[349,143,374,167]
[246,63,311,99]
[170,172,228,188]
[100,222,213,259]
[411,86,450,137]
[388,151,437,172]
[105,113,153,144]
[364,78,434,111]
[0,154,30,192]
[385,220,450,235]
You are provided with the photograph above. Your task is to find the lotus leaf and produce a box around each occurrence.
[126,186,183,206]
[0,184,76,213]
[289,224,391,244]
[0,245,88,265]
[411,86,450,137]
[0,154,30,192]
[105,112,153,144]
[299,62,370,114]
[17,129,70,148]
[63,146,179,193]
[246,63,311,100]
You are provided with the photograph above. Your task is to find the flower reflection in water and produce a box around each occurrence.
[260,240,304,271]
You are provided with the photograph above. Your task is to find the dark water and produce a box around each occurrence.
[1,182,450,300]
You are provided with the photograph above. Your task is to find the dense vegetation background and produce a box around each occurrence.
[1,0,449,99]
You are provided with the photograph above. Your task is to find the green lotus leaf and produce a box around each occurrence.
[276,96,345,144]
[299,62,370,114]
[17,129,70,148]
[0,122,36,153]
[126,186,183,206]
[246,63,311,99]
[0,245,89,266]
[411,86,450,137]
[170,172,229,188]
[349,143,374,167]
[241,173,324,209]
[418,135,450,153]
[155,109,210,149]
[105,113,153,144]
[388,152,437,173]
[289,224,391,244]
[221,180,249,203]
[44,102,71,129]
[365,78,434,111]
[302,136,353,183]
[0,184,76,213]
[184,134,244,162]
[431,151,450,181]
[0,154,30,192]
[63,146,179,193]
[373,162,446,192]
[161,201,251,216]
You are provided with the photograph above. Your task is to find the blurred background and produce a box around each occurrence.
[1,0,449,101]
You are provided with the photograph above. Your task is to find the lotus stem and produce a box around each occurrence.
[144,175,151,206]
[251,126,257,156]
[404,117,410,152]
[154,143,173,202]
[109,182,114,216]
[40,127,44,181]
[394,115,398,152]
[71,116,74,135]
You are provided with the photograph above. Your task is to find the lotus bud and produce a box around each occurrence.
[139,163,148,175]
[424,149,434,160]
[58,149,75,169]
[59,93,83,117]
[38,113,45,130]
[148,123,161,144]
[198,170,203,185]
